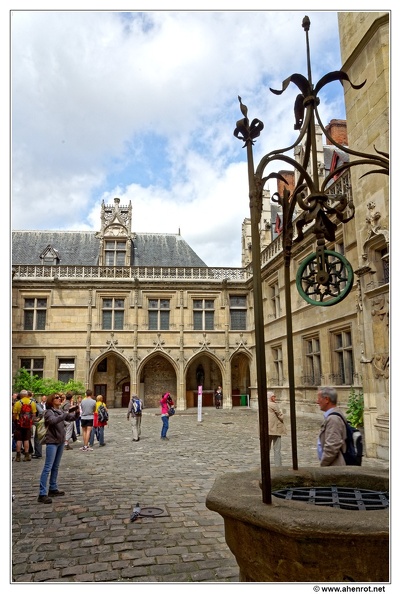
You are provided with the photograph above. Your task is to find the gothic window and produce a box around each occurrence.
[271,345,284,386]
[270,282,280,319]
[230,295,247,330]
[20,358,44,379]
[102,298,125,330]
[303,336,321,386]
[193,299,214,330]
[148,299,170,330]
[58,358,75,382]
[24,298,47,330]
[330,328,354,385]
[104,240,127,266]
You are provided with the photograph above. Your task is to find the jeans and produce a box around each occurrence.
[75,417,81,435]
[89,426,105,446]
[161,415,169,438]
[39,443,65,495]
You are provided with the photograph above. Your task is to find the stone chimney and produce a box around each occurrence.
[325,119,348,146]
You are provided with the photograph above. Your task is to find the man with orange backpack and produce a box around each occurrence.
[12,390,37,462]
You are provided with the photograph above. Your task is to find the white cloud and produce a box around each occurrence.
[11,10,345,266]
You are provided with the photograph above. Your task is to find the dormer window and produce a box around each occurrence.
[39,245,60,265]
[105,240,126,266]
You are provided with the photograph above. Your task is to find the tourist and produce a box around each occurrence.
[12,390,37,462]
[127,394,143,441]
[316,386,347,466]
[37,393,79,503]
[214,386,223,409]
[80,389,96,452]
[62,392,75,450]
[89,395,108,447]
[160,392,174,440]
[75,395,82,436]
[267,392,287,466]
[32,395,45,459]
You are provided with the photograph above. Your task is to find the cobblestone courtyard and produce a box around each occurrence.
[11,407,389,583]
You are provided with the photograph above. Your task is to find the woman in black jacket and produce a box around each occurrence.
[37,393,79,504]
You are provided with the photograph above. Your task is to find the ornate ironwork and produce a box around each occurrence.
[272,486,389,511]
[296,249,354,305]
[234,15,389,504]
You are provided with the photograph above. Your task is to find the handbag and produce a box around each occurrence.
[168,407,175,416]
[36,417,48,443]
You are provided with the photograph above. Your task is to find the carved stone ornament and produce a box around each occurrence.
[372,353,389,379]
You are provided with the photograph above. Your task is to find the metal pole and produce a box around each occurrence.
[282,189,298,470]
[246,142,272,505]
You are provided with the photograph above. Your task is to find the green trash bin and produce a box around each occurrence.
[240,395,247,406]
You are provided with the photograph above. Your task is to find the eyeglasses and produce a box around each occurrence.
[54,396,61,400]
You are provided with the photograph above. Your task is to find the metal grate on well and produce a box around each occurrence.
[272,486,389,511]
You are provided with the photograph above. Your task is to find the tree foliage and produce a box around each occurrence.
[12,368,86,396]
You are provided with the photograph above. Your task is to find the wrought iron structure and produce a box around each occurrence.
[234,16,389,504]
[272,486,389,511]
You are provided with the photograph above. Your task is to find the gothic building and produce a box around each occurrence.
[11,12,389,459]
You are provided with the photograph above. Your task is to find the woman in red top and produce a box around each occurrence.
[160,392,174,440]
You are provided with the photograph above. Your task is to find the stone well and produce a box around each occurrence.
[206,466,389,582]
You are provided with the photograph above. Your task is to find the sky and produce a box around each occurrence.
[9,9,350,268]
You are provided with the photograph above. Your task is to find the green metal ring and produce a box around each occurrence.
[296,249,354,306]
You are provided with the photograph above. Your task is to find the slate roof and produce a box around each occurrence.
[12,231,207,267]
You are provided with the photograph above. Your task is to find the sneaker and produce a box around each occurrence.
[32,454,42,459]
[80,446,88,451]
[38,495,52,504]
[48,490,65,496]
[87,446,93,451]
[99,443,106,447]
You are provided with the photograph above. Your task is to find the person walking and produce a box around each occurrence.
[127,394,143,441]
[89,395,108,447]
[316,386,347,466]
[160,392,174,440]
[80,389,96,452]
[37,393,79,503]
[267,392,287,466]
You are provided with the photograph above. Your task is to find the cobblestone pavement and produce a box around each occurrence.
[11,407,389,583]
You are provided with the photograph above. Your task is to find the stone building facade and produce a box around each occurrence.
[338,12,389,458]
[11,12,389,460]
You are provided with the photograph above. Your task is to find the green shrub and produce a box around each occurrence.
[12,368,85,396]
[346,387,364,427]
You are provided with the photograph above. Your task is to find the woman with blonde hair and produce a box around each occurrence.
[89,395,108,448]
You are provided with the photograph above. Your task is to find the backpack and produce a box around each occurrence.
[132,398,142,416]
[36,416,48,443]
[330,412,363,466]
[97,404,109,423]
[19,400,34,428]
